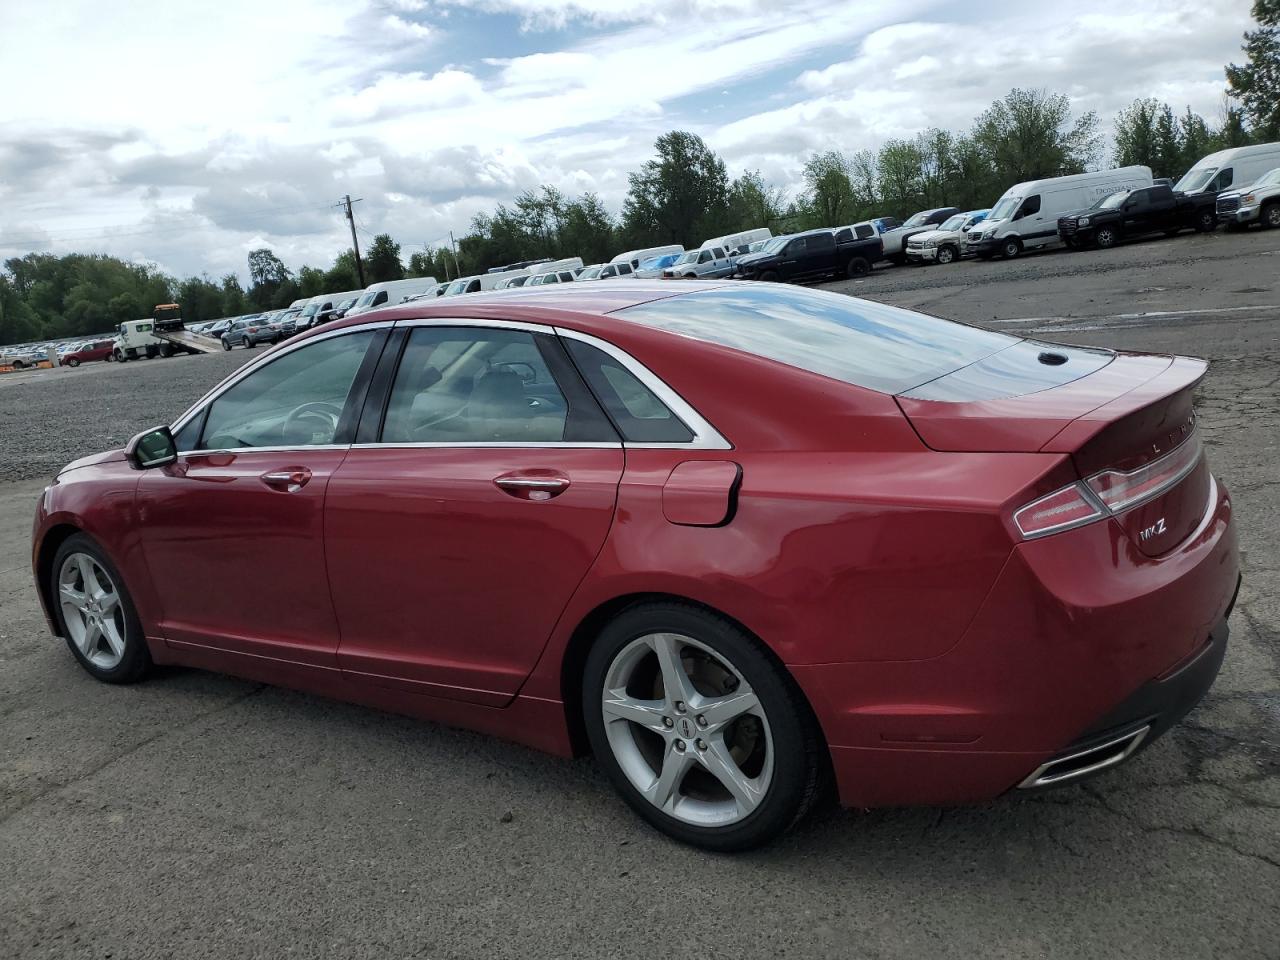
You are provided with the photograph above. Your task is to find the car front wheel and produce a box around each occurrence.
[221,339,231,351]
[1095,226,1119,249]
[584,602,823,851]
[1263,203,1280,230]
[50,534,152,684]
[936,245,956,265]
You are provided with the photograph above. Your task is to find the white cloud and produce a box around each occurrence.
[0,0,1259,281]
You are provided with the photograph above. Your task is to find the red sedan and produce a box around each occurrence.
[31,282,1239,850]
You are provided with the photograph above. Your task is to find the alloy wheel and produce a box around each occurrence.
[1265,205,1280,229]
[58,552,126,670]
[937,246,955,264]
[601,632,773,826]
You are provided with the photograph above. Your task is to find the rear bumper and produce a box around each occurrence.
[793,475,1239,808]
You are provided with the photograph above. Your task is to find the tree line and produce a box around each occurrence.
[2,1,1276,345]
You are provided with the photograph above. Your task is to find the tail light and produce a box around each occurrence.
[1013,433,1202,540]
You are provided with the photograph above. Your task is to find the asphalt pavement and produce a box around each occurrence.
[1,228,1278,959]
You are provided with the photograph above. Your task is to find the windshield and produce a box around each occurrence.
[759,236,790,253]
[938,215,966,231]
[617,284,1018,395]
[1250,167,1280,189]
[578,266,602,280]
[355,292,376,307]
[446,280,469,295]
[674,251,700,265]
[902,212,929,227]
[1095,191,1129,210]
[1175,166,1218,193]
[987,197,1018,221]
[301,303,320,317]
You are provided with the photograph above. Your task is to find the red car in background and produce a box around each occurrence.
[31,282,1239,850]
[59,339,116,367]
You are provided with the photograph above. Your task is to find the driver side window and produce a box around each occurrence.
[199,331,375,450]
[1017,195,1042,218]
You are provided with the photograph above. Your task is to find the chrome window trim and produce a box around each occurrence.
[169,320,395,434]
[350,441,623,451]
[171,316,731,453]
[553,327,731,450]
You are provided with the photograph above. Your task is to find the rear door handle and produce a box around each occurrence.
[494,474,570,501]
[261,467,312,492]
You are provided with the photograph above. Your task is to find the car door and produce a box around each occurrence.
[1014,194,1050,247]
[136,327,385,665]
[324,321,625,705]
[777,237,803,279]
[1121,189,1150,234]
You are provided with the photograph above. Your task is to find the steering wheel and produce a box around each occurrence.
[282,401,343,445]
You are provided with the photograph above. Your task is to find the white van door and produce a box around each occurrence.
[1010,194,1056,249]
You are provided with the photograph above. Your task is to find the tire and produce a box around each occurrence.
[66,357,80,367]
[145,346,157,359]
[759,270,779,283]
[1094,226,1119,249]
[1263,203,1280,230]
[159,343,174,358]
[221,339,232,351]
[50,533,152,684]
[244,338,256,349]
[105,353,115,362]
[1196,210,1218,233]
[846,256,870,278]
[936,245,957,265]
[1000,237,1023,259]
[583,601,824,852]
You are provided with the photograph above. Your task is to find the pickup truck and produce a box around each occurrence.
[1216,166,1280,230]
[1056,184,1218,249]
[733,228,882,282]
[876,207,960,263]
[661,246,735,279]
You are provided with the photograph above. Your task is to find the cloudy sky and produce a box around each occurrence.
[0,0,1256,281]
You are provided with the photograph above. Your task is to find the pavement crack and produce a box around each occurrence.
[0,682,267,828]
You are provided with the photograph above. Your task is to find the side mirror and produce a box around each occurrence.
[126,425,177,469]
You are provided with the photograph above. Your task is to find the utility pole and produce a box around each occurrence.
[448,231,462,279]
[338,194,366,287]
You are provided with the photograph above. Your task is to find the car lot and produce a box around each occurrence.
[1,228,1277,958]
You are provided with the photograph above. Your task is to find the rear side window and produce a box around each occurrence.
[565,340,694,443]
[809,233,836,252]
[618,263,633,275]
[856,224,874,239]
[614,285,1018,396]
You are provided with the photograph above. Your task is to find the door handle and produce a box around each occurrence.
[261,467,312,493]
[494,474,569,501]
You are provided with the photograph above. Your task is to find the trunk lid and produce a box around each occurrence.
[897,348,1210,557]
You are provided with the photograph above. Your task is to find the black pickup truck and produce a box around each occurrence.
[734,228,883,282]
[1057,184,1218,249]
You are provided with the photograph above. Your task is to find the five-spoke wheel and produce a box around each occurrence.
[585,602,822,850]
[51,534,150,683]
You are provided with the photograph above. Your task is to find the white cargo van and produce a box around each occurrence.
[438,269,529,297]
[296,290,364,331]
[345,277,440,316]
[967,166,1154,259]
[610,245,684,270]
[703,228,772,257]
[1175,143,1280,196]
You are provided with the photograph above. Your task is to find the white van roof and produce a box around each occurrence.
[528,257,584,276]
[365,277,438,293]
[609,244,683,265]
[998,166,1153,199]
[1182,142,1280,171]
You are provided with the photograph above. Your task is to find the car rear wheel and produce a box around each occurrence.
[51,534,151,684]
[846,256,870,278]
[936,245,957,265]
[1196,210,1218,232]
[1000,238,1022,259]
[1095,226,1119,249]
[1263,203,1280,230]
[583,602,823,851]
[66,357,80,367]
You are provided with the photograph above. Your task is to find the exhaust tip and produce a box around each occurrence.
[1018,725,1151,789]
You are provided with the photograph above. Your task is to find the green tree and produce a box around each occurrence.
[560,194,618,265]
[297,265,327,298]
[1226,0,1280,139]
[802,151,856,227]
[220,273,246,316]
[727,171,785,231]
[407,248,451,281]
[971,88,1100,184]
[1180,107,1214,171]
[1114,98,1162,170]
[177,274,225,323]
[365,234,405,284]
[247,248,291,309]
[325,251,361,291]
[622,131,730,246]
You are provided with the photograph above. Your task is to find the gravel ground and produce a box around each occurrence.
[1,228,1278,960]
